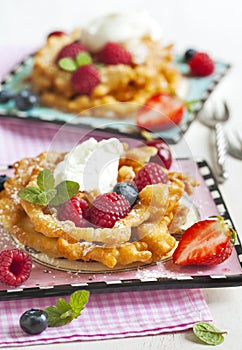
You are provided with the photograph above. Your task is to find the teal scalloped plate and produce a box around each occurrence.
[0,55,230,143]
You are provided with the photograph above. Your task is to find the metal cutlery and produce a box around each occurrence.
[199,101,230,184]
[227,130,242,160]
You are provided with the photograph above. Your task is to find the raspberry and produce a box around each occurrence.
[89,192,130,228]
[71,64,100,94]
[98,42,132,65]
[58,196,89,227]
[134,162,168,192]
[56,42,86,61]
[188,52,214,77]
[0,249,32,286]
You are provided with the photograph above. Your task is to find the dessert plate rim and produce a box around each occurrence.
[0,53,231,144]
[1,158,242,300]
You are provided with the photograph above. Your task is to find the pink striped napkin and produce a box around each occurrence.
[0,290,212,347]
[0,47,212,346]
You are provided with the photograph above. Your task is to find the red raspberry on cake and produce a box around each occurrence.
[98,42,132,65]
[188,52,215,77]
[56,42,86,61]
[71,64,100,94]
[134,162,168,192]
[89,192,131,228]
[58,196,89,227]
[0,249,32,286]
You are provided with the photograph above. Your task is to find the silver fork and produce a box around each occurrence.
[227,130,242,160]
[199,101,230,184]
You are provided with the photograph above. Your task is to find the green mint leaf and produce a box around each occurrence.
[49,180,79,206]
[18,187,46,205]
[36,191,49,206]
[193,322,227,346]
[76,52,92,66]
[45,189,57,203]
[69,290,90,318]
[37,169,55,191]
[45,298,74,327]
[58,57,77,72]
[45,305,74,327]
[18,186,56,206]
[44,290,89,327]
[56,298,72,313]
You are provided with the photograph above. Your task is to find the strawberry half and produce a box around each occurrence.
[173,217,236,266]
[136,93,185,130]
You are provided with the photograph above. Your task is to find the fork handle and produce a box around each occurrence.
[215,122,229,183]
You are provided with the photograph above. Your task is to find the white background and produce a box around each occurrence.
[1,1,242,349]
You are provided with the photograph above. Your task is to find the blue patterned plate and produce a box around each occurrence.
[0,54,230,143]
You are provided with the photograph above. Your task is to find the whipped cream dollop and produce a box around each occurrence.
[54,138,123,194]
[81,11,162,53]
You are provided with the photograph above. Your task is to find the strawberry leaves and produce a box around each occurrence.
[18,169,79,206]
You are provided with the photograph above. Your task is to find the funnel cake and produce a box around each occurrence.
[32,13,180,117]
[0,143,198,269]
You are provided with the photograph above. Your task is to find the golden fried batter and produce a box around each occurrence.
[32,31,181,116]
[0,144,199,269]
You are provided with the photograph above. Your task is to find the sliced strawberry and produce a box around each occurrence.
[173,217,236,266]
[136,94,185,130]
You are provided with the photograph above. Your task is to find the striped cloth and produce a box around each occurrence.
[0,289,212,347]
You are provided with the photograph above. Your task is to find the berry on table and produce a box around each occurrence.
[14,90,38,111]
[184,49,196,62]
[134,162,168,192]
[146,139,172,169]
[0,249,32,286]
[113,182,139,206]
[20,309,48,335]
[188,52,215,77]
[71,64,100,94]
[56,42,86,61]
[98,42,132,65]
[58,196,89,227]
[0,89,14,103]
[89,192,131,228]
[0,175,9,192]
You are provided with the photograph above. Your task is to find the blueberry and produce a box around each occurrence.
[14,90,38,111]
[113,182,138,206]
[0,175,8,192]
[19,309,48,335]
[184,49,196,62]
[0,89,14,103]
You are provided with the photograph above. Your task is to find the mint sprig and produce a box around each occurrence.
[76,52,92,66]
[18,169,79,206]
[37,168,55,191]
[50,180,80,206]
[58,52,93,72]
[58,57,77,72]
[45,290,90,327]
[193,322,227,346]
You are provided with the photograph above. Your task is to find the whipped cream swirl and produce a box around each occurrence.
[54,138,123,194]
